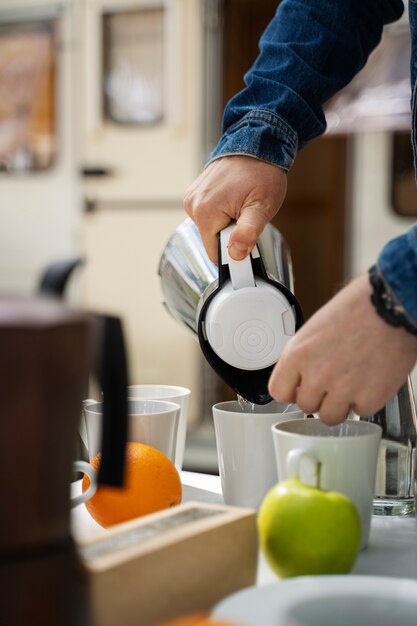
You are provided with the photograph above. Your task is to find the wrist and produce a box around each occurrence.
[368,264,417,337]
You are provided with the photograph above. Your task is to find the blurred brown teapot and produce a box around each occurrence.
[0,292,129,626]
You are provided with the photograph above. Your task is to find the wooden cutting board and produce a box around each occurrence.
[78,501,258,626]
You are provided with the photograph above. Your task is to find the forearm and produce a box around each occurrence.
[209,0,404,170]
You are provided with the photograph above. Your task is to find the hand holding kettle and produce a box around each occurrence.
[184,155,287,263]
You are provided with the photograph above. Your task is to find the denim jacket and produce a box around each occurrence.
[208,0,417,331]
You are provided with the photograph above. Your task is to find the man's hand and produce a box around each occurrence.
[183,155,287,263]
[269,273,417,424]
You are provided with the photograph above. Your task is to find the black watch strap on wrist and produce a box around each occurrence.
[368,264,417,337]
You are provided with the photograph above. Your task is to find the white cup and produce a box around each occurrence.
[83,399,181,463]
[212,401,305,509]
[71,460,97,508]
[272,419,382,549]
[127,385,190,470]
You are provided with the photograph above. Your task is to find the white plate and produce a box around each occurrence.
[212,576,417,626]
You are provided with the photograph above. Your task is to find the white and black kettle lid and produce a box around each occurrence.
[197,224,303,405]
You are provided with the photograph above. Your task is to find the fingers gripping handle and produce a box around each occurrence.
[220,224,259,289]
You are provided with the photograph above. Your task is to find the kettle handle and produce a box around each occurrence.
[219,224,265,289]
[94,315,128,487]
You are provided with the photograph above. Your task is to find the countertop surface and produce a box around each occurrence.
[71,471,417,585]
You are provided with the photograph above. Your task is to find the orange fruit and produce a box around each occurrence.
[82,442,182,527]
[157,614,239,626]
[156,614,208,626]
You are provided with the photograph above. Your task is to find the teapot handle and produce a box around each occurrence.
[38,260,128,487]
[93,315,128,487]
[38,258,84,296]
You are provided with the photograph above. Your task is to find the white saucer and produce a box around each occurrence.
[212,576,417,626]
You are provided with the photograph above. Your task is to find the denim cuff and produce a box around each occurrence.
[206,110,298,172]
[373,226,417,330]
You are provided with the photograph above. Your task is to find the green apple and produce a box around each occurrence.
[257,478,361,578]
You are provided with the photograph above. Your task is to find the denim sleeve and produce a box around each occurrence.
[376,226,417,329]
[208,0,404,171]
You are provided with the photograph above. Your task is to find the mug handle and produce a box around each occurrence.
[286,448,321,487]
[71,460,97,508]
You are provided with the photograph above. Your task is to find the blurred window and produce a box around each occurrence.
[103,8,164,125]
[391,132,417,217]
[0,19,56,173]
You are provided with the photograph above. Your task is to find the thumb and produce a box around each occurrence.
[228,205,271,260]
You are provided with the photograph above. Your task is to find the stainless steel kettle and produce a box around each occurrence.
[159,219,303,404]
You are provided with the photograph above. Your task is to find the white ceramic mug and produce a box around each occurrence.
[127,385,190,470]
[272,419,382,549]
[83,399,181,463]
[71,460,97,508]
[212,401,305,509]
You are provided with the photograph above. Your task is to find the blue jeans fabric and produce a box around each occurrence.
[209,0,404,169]
[208,0,417,330]
[378,226,417,327]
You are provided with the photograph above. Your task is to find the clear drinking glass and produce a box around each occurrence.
[362,376,417,516]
